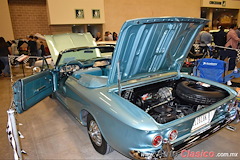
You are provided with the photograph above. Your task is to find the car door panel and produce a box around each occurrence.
[13,70,54,113]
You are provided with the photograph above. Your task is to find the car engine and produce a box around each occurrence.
[121,79,227,124]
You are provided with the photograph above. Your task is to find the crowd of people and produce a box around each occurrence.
[195,24,240,70]
[1,26,240,77]
[0,31,117,77]
[95,31,118,41]
[197,24,240,49]
[0,35,47,77]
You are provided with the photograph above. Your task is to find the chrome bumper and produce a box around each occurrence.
[129,141,175,160]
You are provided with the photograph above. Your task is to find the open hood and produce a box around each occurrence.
[45,32,97,64]
[108,17,208,86]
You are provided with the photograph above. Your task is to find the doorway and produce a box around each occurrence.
[87,24,103,39]
[201,7,239,29]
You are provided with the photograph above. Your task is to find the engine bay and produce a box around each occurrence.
[121,78,229,124]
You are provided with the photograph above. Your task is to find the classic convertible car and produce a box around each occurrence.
[12,17,238,159]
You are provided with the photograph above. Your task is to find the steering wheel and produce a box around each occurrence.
[60,60,83,76]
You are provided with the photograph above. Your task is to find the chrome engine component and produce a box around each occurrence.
[157,87,173,101]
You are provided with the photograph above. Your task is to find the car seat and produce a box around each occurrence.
[73,67,103,79]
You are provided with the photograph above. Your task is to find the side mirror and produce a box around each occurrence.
[33,67,41,74]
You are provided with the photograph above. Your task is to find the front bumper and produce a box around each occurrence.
[129,111,238,160]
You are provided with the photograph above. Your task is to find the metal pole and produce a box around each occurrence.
[7,109,23,160]
[8,55,14,83]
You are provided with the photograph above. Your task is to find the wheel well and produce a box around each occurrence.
[80,109,89,126]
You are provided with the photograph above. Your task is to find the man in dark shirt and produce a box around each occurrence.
[213,26,226,47]
[17,38,28,53]
[27,35,37,68]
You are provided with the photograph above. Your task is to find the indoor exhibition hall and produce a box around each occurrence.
[0,0,240,159]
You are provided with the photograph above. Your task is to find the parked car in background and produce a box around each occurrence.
[33,32,111,71]
[96,40,116,46]
[96,41,116,58]
[12,17,238,159]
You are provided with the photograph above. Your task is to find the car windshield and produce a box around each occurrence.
[56,46,115,66]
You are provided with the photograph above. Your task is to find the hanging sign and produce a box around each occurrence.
[209,1,222,5]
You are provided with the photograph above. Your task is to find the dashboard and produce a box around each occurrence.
[59,58,111,76]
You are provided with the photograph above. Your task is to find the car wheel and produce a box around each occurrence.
[176,81,227,105]
[87,114,113,155]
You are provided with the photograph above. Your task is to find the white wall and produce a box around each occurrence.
[47,0,105,25]
[103,0,202,34]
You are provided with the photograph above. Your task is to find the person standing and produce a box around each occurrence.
[17,38,28,54]
[225,24,240,49]
[95,32,102,41]
[108,32,113,41]
[11,40,20,67]
[224,24,240,70]
[199,28,212,46]
[199,27,213,56]
[213,26,226,47]
[104,31,113,41]
[113,32,118,41]
[40,41,46,57]
[27,35,37,68]
[104,31,109,41]
[0,37,12,76]
[34,36,42,57]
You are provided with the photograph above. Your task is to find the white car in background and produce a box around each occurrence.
[34,32,101,71]
[96,41,116,58]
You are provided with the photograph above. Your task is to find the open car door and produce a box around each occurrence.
[12,70,54,113]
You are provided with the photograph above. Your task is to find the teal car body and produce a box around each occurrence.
[12,17,238,159]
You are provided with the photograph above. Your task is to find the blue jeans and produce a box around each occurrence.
[0,56,10,75]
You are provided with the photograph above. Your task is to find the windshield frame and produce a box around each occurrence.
[55,46,115,66]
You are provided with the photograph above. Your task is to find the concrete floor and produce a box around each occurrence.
[0,66,240,160]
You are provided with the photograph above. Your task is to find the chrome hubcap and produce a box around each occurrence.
[88,120,102,146]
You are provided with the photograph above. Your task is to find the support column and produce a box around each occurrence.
[0,0,14,40]
[206,8,213,29]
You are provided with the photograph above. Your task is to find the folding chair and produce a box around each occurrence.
[193,58,227,83]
